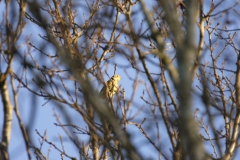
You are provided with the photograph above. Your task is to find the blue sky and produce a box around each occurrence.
[1,0,240,160]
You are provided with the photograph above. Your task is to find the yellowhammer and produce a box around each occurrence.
[99,75,121,99]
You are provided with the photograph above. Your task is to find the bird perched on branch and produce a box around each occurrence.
[99,75,121,99]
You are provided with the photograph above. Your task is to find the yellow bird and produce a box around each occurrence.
[99,75,121,99]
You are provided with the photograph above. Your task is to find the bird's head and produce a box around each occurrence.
[112,74,121,81]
